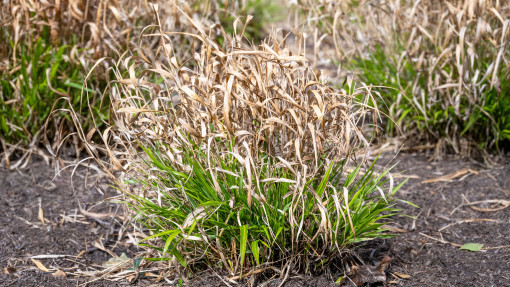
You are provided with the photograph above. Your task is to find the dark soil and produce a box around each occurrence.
[1,152,509,286]
[0,159,145,286]
[376,152,510,287]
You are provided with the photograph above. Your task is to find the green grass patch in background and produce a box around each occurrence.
[298,0,510,155]
[350,42,510,153]
[0,32,107,159]
[0,34,81,144]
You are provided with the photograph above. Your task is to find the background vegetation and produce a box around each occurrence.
[296,0,510,155]
[0,0,277,167]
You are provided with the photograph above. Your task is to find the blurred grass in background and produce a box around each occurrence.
[0,0,282,167]
[296,0,510,156]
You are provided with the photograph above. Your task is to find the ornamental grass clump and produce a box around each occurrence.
[77,4,406,277]
[296,0,510,154]
[353,0,510,154]
[133,140,403,275]
[0,0,275,167]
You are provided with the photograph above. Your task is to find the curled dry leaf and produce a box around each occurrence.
[31,259,50,272]
[346,256,392,286]
[37,198,45,225]
[381,224,409,233]
[3,267,17,275]
[421,169,478,184]
[392,271,411,279]
[468,199,510,212]
[52,270,66,278]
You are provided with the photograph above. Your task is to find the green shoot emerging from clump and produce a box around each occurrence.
[128,138,405,274]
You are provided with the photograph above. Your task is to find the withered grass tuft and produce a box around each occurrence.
[73,4,407,277]
[0,0,156,166]
[1,0,274,167]
[297,0,510,156]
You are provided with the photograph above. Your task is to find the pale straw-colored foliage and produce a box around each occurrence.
[294,0,510,154]
[84,4,378,181]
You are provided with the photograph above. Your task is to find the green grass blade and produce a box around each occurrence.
[239,225,248,273]
[251,240,260,266]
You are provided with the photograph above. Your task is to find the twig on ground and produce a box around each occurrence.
[30,255,75,259]
[228,267,268,281]
[438,219,500,232]
[421,169,478,184]
[420,233,510,250]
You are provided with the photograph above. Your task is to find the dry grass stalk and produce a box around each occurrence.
[82,4,378,181]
